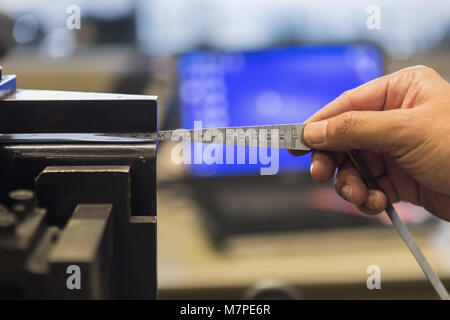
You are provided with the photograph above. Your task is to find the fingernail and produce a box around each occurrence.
[341,184,353,202]
[304,121,328,145]
[366,192,380,210]
[310,161,314,174]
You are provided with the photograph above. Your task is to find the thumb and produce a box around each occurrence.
[303,110,408,153]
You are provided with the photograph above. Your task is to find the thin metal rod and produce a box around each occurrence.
[347,151,449,300]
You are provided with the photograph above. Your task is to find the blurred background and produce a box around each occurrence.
[0,0,450,299]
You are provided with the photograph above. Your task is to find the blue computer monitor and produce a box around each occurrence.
[177,45,383,176]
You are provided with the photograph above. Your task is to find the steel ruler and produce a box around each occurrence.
[100,123,310,150]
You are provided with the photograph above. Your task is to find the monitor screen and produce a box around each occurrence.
[177,45,383,177]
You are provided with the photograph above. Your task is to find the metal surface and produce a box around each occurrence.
[0,74,16,99]
[347,151,450,300]
[37,165,157,299]
[0,197,49,298]
[2,124,310,150]
[0,144,157,298]
[0,89,157,134]
[0,143,157,218]
[0,162,157,299]
[0,86,158,299]
[49,204,113,299]
[101,123,310,150]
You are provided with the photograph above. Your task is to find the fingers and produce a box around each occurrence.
[303,109,408,153]
[307,73,391,123]
[308,152,389,215]
[334,161,368,206]
[309,151,345,183]
[334,160,388,214]
[289,74,391,156]
[357,190,388,215]
[306,66,431,123]
[310,152,335,183]
[288,149,309,157]
[290,72,399,155]
[289,73,392,155]
[290,66,440,216]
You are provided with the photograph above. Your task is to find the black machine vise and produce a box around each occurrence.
[0,67,157,299]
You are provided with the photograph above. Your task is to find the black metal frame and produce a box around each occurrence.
[0,72,158,299]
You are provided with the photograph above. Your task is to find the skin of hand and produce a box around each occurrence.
[290,66,450,221]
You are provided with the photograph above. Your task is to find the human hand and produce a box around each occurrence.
[290,66,450,221]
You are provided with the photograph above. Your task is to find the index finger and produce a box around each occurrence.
[288,73,389,156]
[307,73,390,123]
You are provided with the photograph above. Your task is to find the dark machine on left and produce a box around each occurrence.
[0,67,158,299]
